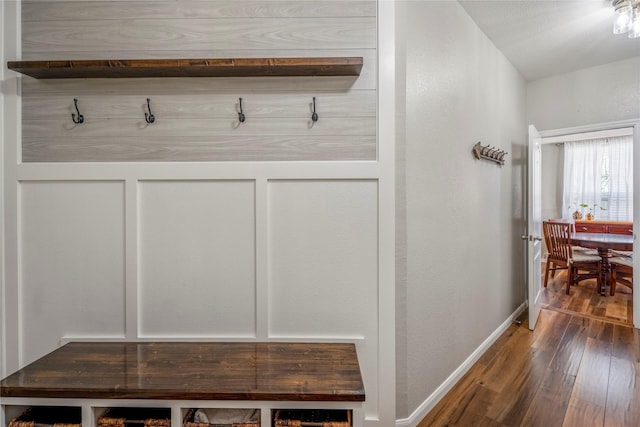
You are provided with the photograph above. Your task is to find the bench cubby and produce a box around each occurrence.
[7,406,81,427]
[272,409,351,427]
[183,407,259,427]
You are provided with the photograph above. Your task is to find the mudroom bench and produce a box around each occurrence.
[0,342,365,427]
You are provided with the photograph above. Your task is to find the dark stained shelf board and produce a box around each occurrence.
[0,341,365,401]
[6,57,363,79]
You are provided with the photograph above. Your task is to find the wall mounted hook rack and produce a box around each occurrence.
[472,141,507,166]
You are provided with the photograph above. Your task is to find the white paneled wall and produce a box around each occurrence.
[4,1,394,426]
[20,181,127,361]
[138,180,257,338]
[267,179,380,419]
[268,180,377,338]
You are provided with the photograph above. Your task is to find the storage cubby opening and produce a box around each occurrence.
[96,408,171,427]
[182,408,260,427]
[7,406,82,427]
[271,409,352,427]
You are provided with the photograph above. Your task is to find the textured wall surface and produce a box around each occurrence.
[395,0,527,420]
[526,56,640,132]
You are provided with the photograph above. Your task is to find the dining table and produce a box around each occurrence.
[571,231,634,295]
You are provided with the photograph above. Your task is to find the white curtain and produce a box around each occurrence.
[562,135,633,221]
[606,136,634,220]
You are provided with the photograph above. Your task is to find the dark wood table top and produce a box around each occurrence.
[571,232,634,252]
[0,342,365,401]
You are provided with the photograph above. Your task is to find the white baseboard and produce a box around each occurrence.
[395,302,527,427]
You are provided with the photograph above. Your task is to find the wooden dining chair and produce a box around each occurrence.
[543,219,573,281]
[543,220,563,281]
[609,256,633,296]
[544,219,594,283]
[548,218,599,255]
[543,220,602,294]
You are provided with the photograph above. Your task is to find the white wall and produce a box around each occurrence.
[1,0,21,378]
[527,56,640,131]
[541,144,564,222]
[395,0,527,422]
[0,0,5,379]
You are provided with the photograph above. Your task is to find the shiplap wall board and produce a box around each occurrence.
[21,0,376,162]
[22,1,376,21]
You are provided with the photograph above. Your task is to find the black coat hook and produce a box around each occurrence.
[311,97,318,122]
[238,97,246,123]
[145,98,155,124]
[71,98,84,124]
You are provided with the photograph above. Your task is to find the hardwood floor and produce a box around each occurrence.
[419,309,640,426]
[419,262,636,426]
[541,266,633,326]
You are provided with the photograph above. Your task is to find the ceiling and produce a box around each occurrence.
[459,0,640,81]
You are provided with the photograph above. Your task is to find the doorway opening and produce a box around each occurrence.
[539,124,636,327]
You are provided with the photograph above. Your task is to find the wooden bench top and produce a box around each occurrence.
[0,342,365,401]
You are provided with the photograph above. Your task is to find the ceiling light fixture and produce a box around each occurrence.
[613,0,640,38]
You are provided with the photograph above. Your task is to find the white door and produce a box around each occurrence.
[526,125,543,329]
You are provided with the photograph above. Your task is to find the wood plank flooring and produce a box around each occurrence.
[541,265,633,326]
[419,262,635,426]
[419,309,640,426]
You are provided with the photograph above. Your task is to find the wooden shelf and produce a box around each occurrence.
[6,57,363,79]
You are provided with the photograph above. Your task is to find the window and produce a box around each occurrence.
[562,134,633,222]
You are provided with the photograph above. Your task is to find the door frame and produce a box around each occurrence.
[538,119,640,329]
